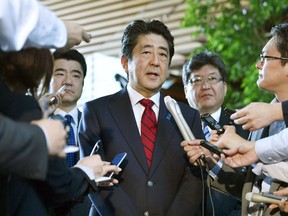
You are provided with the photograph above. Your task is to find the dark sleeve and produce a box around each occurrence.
[0,114,48,180]
[43,157,97,206]
[282,100,288,127]
[210,164,246,199]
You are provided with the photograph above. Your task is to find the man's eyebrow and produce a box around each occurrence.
[54,68,65,72]
[159,46,168,53]
[71,70,82,74]
[54,68,82,75]
[143,44,168,53]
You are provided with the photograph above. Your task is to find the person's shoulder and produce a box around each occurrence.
[178,101,197,111]
[84,89,125,107]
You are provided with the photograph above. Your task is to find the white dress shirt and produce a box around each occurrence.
[256,128,288,164]
[126,84,160,135]
[54,107,79,145]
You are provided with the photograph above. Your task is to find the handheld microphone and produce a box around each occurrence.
[164,96,195,141]
[245,192,287,204]
[164,96,206,161]
[49,84,66,105]
[164,96,223,156]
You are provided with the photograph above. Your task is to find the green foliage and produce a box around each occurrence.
[182,0,288,108]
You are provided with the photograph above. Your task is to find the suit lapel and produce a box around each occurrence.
[149,94,176,175]
[107,88,149,173]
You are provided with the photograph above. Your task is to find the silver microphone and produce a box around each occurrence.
[164,96,225,157]
[164,96,206,161]
[49,84,66,105]
[245,192,287,204]
[164,96,196,141]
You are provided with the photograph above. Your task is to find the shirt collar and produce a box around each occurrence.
[54,107,78,124]
[210,107,222,122]
[127,84,160,108]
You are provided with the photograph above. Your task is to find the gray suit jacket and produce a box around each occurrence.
[0,115,48,180]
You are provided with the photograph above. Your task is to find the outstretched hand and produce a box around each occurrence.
[231,102,282,131]
[57,20,91,53]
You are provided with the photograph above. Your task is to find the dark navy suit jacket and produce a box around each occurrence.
[79,87,205,216]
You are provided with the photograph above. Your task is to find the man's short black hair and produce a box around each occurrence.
[53,49,87,77]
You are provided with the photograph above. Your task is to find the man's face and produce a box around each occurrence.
[255,37,288,99]
[51,59,84,106]
[121,33,170,98]
[184,64,227,114]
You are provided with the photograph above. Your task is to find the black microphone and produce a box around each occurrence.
[245,192,287,204]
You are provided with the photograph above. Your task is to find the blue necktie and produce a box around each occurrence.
[64,114,76,167]
[203,123,210,140]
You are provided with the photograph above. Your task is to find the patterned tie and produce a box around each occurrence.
[203,122,210,140]
[64,114,76,167]
[140,99,157,168]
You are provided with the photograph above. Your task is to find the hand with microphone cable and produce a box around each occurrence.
[164,96,221,166]
[181,140,218,167]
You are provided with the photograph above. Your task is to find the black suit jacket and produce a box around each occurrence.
[0,80,48,180]
[79,87,204,216]
[219,107,250,139]
[0,81,97,215]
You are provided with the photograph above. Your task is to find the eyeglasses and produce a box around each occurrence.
[188,76,223,86]
[259,53,288,62]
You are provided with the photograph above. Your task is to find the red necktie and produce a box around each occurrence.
[140,99,157,168]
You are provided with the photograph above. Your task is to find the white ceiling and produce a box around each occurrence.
[41,0,205,73]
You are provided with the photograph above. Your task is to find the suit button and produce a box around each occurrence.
[144,211,149,216]
[147,180,153,187]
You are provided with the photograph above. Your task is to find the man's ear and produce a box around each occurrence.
[121,55,128,73]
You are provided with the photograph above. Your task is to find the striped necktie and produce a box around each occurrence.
[203,122,210,140]
[140,99,157,168]
[64,114,76,167]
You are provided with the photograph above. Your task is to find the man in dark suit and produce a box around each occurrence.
[79,19,204,216]
[182,50,249,216]
[48,49,92,215]
[50,49,87,165]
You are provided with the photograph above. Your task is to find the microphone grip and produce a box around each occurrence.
[49,96,58,105]
[200,140,223,156]
[246,192,287,204]
[164,96,206,162]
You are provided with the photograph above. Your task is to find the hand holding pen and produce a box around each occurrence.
[40,84,66,118]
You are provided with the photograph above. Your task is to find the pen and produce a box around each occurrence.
[49,84,66,105]
[90,140,101,156]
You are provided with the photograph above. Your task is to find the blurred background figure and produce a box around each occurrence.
[182,50,249,216]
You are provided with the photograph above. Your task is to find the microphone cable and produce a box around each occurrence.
[164,96,216,216]
[195,155,215,216]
